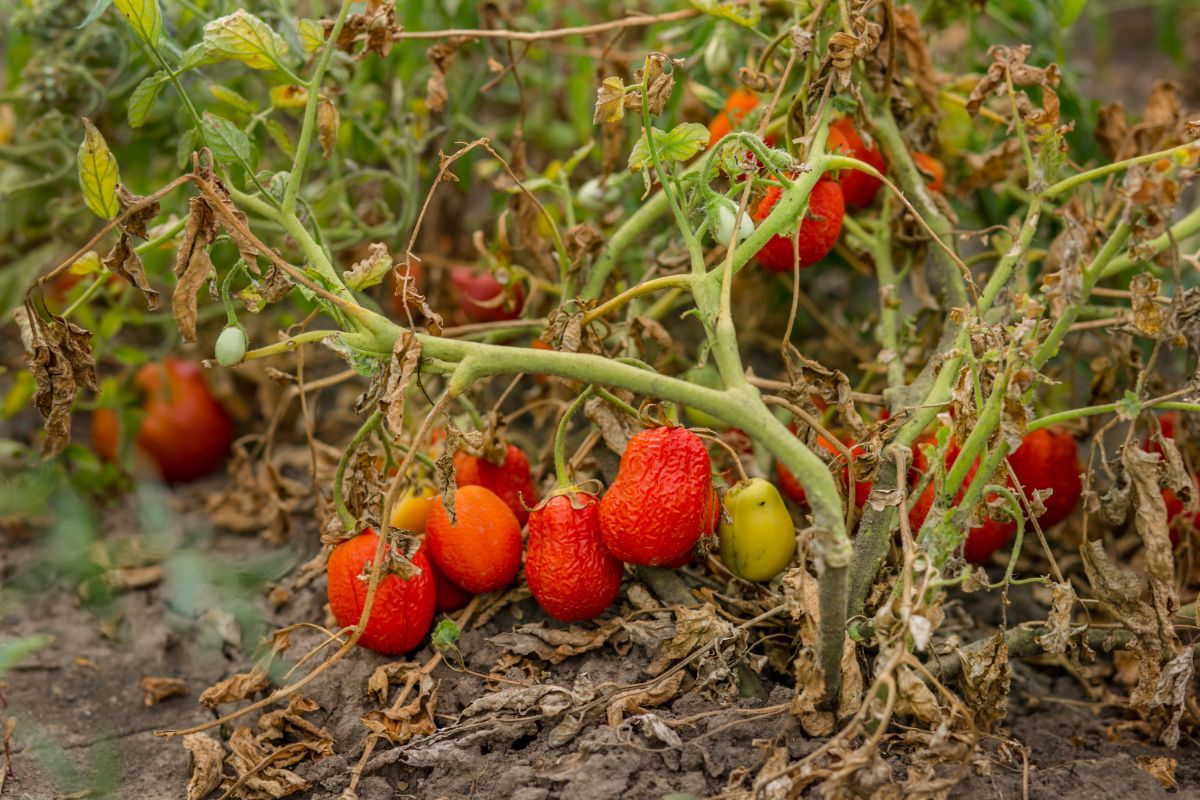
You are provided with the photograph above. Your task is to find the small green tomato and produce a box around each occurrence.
[215,325,248,367]
[719,478,796,581]
[711,198,754,245]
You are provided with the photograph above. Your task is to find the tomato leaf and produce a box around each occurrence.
[78,0,114,29]
[209,85,256,116]
[297,18,325,53]
[593,76,626,124]
[202,9,291,71]
[128,71,167,128]
[201,113,252,167]
[691,0,761,27]
[77,118,120,220]
[112,0,162,48]
[628,123,709,171]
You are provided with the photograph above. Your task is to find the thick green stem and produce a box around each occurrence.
[553,387,594,488]
[1030,400,1200,431]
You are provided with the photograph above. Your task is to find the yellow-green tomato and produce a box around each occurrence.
[719,479,796,581]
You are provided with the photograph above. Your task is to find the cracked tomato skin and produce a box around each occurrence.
[1006,427,1082,530]
[829,119,886,210]
[526,492,624,622]
[449,266,525,324]
[454,445,538,527]
[426,485,523,593]
[752,178,844,272]
[92,358,233,483]
[599,426,715,567]
[326,528,436,655]
[908,434,1016,564]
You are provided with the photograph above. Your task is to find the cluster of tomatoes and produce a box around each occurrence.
[326,425,757,655]
[706,90,944,272]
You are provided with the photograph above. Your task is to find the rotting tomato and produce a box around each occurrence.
[93,358,233,484]
[526,492,624,622]
[448,266,524,324]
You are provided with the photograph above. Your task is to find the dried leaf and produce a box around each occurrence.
[115,183,161,240]
[362,674,438,745]
[20,301,99,456]
[426,38,468,114]
[1136,756,1178,791]
[956,631,1009,732]
[140,675,189,706]
[199,668,270,708]
[606,670,685,726]
[593,76,625,124]
[173,195,219,343]
[461,682,581,719]
[894,664,942,725]
[317,96,339,158]
[1129,272,1165,338]
[367,661,420,705]
[490,619,624,665]
[380,332,421,441]
[226,726,308,798]
[102,233,160,310]
[1035,581,1077,657]
[182,733,224,800]
[344,242,392,290]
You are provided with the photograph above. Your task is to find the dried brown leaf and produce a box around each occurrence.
[956,631,1009,732]
[115,183,161,240]
[199,667,270,709]
[140,675,189,706]
[362,674,438,745]
[226,726,308,798]
[605,670,685,727]
[101,233,160,310]
[1035,581,1077,657]
[20,301,99,456]
[1136,756,1178,791]
[490,619,624,665]
[317,96,339,158]
[182,733,225,800]
[381,332,421,441]
[173,195,219,343]
[426,38,468,114]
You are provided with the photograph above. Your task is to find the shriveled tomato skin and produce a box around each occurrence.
[599,427,715,567]
[326,529,436,655]
[93,358,233,483]
[527,493,624,622]
[752,179,845,272]
[454,445,538,527]
[426,485,523,593]
[829,119,886,210]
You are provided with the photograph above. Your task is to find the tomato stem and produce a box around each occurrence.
[553,386,594,489]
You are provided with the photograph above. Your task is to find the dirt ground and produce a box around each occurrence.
[3,484,1197,800]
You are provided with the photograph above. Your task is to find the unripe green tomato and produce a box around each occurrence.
[719,478,796,581]
[711,198,754,245]
[703,27,733,74]
[577,177,620,212]
[215,325,248,367]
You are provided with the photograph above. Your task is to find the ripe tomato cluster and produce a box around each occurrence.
[705,93,946,274]
[325,424,805,656]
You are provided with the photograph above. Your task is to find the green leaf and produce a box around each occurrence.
[690,0,761,28]
[1059,0,1088,27]
[628,123,710,171]
[203,9,290,71]
[178,42,220,71]
[201,113,252,166]
[264,120,294,157]
[78,0,114,29]
[176,126,201,170]
[77,119,120,220]
[128,71,167,128]
[297,18,325,53]
[209,85,256,115]
[112,0,161,47]
[431,618,461,651]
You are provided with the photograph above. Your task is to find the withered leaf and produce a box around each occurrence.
[893,7,939,110]
[362,673,438,745]
[426,37,469,114]
[1136,756,1178,791]
[182,733,224,800]
[199,667,270,708]
[367,660,420,705]
[593,76,625,124]
[461,682,580,719]
[343,242,392,290]
[226,726,308,798]
[317,96,339,158]
[605,670,685,727]
[1129,272,1165,338]
[173,195,219,343]
[19,300,99,456]
[894,664,942,726]
[646,604,731,675]
[1035,581,1077,657]
[102,232,160,309]
[115,183,161,240]
[490,619,624,665]
[956,631,1009,732]
[140,675,189,706]
[381,331,421,441]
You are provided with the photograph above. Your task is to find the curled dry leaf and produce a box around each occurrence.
[343,242,392,291]
[367,660,420,705]
[956,631,1010,732]
[490,619,624,666]
[605,670,685,727]
[362,673,439,745]
[380,331,422,443]
[317,96,339,158]
[1129,273,1165,338]
[1035,580,1077,657]
[102,233,160,310]
[227,726,309,798]
[426,38,469,114]
[140,675,188,706]
[199,667,270,709]
[173,195,219,343]
[18,300,99,457]
[182,733,225,800]
[1136,755,1179,791]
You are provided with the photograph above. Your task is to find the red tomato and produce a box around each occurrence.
[93,359,233,483]
[449,266,524,324]
[776,431,872,511]
[913,152,946,193]
[708,90,760,147]
[829,119,886,210]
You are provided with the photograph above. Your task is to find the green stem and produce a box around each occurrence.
[1101,205,1200,279]
[1043,142,1200,200]
[242,329,335,362]
[553,386,594,488]
[1029,400,1200,431]
[282,0,355,216]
